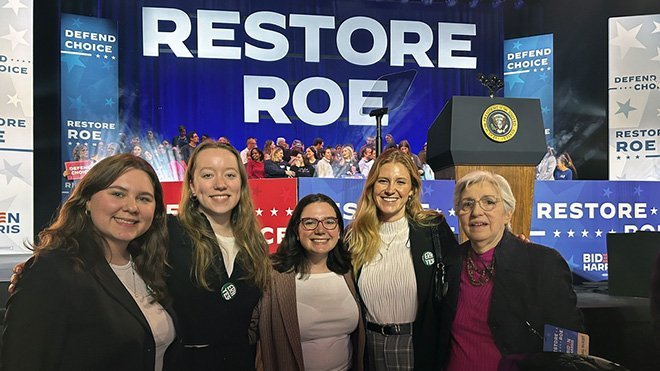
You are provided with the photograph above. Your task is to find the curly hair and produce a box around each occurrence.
[271,194,351,278]
[346,148,438,274]
[178,142,270,291]
[31,154,169,303]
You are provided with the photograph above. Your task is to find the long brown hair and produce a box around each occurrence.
[31,154,169,303]
[178,142,270,291]
[346,148,438,274]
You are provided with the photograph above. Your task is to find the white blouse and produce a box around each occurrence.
[296,272,359,371]
[110,261,175,371]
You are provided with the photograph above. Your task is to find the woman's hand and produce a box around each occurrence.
[8,262,25,294]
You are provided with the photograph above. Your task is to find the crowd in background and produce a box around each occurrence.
[76,124,436,182]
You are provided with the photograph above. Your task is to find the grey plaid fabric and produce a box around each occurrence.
[367,329,414,370]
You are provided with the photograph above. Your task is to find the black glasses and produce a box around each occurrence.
[458,196,501,213]
[299,217,339,230]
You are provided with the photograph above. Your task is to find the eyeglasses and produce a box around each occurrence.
[299,217,339,230]
[458,196,501,213]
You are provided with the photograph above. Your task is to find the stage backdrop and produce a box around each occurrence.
[0,0,33,255]
[163,178,660,282]
[608,13,660,180]
[93,0,504,153]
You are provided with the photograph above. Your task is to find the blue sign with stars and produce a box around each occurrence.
[504,34,554,146]
[301,178,660,282]
[60,13,119,198]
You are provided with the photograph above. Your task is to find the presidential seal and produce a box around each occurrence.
[481,104,518,142]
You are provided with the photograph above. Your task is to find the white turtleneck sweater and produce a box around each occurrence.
[358,217,418,325]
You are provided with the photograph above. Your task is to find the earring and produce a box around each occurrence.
[85,209,90,216]
[190,193,197,201]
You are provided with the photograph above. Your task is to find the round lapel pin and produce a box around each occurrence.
[422,251,435,266]
[220,282,237,301]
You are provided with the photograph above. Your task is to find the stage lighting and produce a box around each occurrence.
[469,0,480,8]
[513,0,525,8]
[445,0,458,7]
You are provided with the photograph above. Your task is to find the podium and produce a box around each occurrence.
[426,96,546,240]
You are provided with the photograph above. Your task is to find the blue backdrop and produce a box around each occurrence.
[95,0,504,152]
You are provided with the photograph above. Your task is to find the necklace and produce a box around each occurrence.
[129,259,139,298]
[465,250,495,286]
[382,229,403,250]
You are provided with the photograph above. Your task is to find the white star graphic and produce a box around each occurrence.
[3,0,27,15]
[7,93,21,107]
[581,229,589,238]
[255,208,263,216]
[553,229,561,238]
[448,208,455,216]
[1,160,23,183]
[567,229,575,238]
[1,24,29,50]
[595,229,603,237]
[652,47,660,64]
[285,207,293,216]
[654,21,660,34]
[610,22,645,59]
[270,208,278,216]
[652,207,658,215]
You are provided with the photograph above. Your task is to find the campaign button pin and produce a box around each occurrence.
[422,251,435,266]
[221,282,237,301]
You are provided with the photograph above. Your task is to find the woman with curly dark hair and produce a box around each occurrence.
[259,193,365,371]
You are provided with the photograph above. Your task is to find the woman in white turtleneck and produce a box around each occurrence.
[346,148,458,371]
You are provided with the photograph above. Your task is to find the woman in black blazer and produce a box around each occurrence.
[167,142,271,370]
[1,154,180,371]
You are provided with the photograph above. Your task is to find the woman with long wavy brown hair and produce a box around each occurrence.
[167,141,270,370]
[2,154,177,371]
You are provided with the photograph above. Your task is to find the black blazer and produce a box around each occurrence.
[407,215,458,370]
[166,216,262,371]
[439,231,584,365]
[357,215,457,371]
[1,247,180,371]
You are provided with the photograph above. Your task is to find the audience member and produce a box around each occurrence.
[240,137,258,165]
[554,152,577,180]
[315,148,335,178]
[247,148,266,179]
[358,146,375,177]
[290,153,315,177]
[172,125,188,149]
[265,147,295,178]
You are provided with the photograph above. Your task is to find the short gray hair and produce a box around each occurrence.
[453,171,516,215]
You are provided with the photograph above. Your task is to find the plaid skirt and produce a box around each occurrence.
[366,328,414,370]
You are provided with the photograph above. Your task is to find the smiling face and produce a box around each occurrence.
[305,147,315,159]
[373,162,413,222]
[297,201,340,262]
[271,148,283,162]
[458,181,512,253]
[189,148,242,226]
[87,169,155,254]
[323,148,333,161]
[342,147,351,160]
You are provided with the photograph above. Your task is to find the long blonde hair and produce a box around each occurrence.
[178,142,270,291]
[346,148,438,274]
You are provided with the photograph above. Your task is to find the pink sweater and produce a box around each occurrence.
[447,248,501,371]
